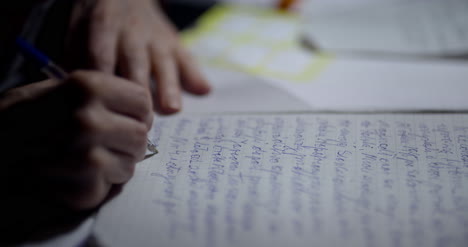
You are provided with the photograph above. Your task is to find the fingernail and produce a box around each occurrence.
[164,97,181,114]
[200,84,211,94]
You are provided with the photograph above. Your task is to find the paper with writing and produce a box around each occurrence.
[94,114,468,247]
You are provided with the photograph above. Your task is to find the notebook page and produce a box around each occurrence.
[94,114,468,247]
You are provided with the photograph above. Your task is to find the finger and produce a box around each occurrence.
[151,49,182,114]
[117,33,151,89]
[61,147,116,210]
[116,35,154,128]
[0,79,60,110]
[68,71,152,126]
[87,14,119,73]
[38,105,145,186]
[99,78,153,128]
[175,46,211,95]
[91,146,137,185]
[73,146,137,187]
[72,97,147,159]
[97,108,148,160]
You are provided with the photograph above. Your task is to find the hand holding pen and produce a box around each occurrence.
[0,0,210,242]
[16,38,158,156]
[0,39,155,217]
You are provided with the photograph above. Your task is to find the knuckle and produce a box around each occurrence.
[90,5,114,29]
[133,67,149,85]
[131,86,152,119]
[151,45,174,58]
[75,107,103,136]
[126,15,144,27]
[90,48,114,67]
[128,57,147,74]
[125,165,137,181]
[133,84,147,98]
[83,151,120,206]
[87,37,116,69]
[108,152,138,183]
[86,147,107,170]
[117,163,136,184]
[127,165,136,180]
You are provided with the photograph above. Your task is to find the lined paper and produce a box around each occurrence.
[94,114,468,247]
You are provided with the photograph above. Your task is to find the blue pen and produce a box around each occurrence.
[16,38,158,156]
[16,37,68,80]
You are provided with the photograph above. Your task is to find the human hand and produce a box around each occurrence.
[66,0,210,114]
[0,71,152,242]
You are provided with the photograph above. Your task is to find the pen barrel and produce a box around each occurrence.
[41,62,68,79]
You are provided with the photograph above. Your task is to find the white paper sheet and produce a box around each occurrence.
[94,113,468,247]
[302,0,468,56]
[182,67,310,114]
[261,58,468,112]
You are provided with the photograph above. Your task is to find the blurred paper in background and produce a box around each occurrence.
[182,2,468,112]
[183,4,331,83]
[301,0,468,56]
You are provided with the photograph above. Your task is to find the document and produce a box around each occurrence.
[302,0,468,56]
[94,113,468,247]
